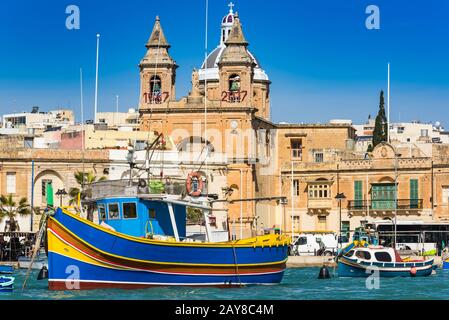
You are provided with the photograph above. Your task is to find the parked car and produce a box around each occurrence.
[292,232,342,256]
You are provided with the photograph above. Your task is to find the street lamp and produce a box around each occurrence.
[335,193,347,248]
[55,189,68,207]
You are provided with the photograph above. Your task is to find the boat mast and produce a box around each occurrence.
[94,34,100,124]
[80,68,85,212]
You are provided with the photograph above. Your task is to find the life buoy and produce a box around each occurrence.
[186,172,204,197]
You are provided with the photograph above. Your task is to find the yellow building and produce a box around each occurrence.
[0,149,109,231]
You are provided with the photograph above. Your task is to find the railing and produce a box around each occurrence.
[308,198,332,209]
[348,199,424,211]
[89,178,192,200]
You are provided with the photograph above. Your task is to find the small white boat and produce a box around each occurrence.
[338,245,435,277]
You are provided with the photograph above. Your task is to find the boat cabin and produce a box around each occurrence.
[95,197,188,240]
[344,246,403,264]
[86,179,226,243]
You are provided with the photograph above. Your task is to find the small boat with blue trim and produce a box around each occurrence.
[338,245,435,277]
[46,177,290,290]
[0,265,14,274]
[0,276,14,292]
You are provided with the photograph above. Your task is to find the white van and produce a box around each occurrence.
[292,232,339,256]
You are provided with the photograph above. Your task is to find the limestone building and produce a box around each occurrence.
[132,3,449,238]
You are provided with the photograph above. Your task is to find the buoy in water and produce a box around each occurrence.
[318,265,331,279]
[410,267,417,277]
[37,266,48,280]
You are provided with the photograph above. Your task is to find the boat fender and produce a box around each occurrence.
[37,266,48,280]
[318,265,331,279]
[186,172,204,197]
[410,267,417,277]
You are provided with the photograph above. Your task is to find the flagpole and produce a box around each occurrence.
[387,62,390,143]
[204,0,209,178]
[94,34,100,124]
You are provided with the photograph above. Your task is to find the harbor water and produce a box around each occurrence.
[3,267,449,300]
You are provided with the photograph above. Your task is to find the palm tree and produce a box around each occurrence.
[0,194,33,232]
[69,171,106,206]
[69,171,106,220]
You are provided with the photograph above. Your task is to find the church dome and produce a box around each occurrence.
[199,3,269,82]
[222,12,234,25]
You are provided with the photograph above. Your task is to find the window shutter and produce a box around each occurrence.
[354,181,363,208]
[410,179,419,208]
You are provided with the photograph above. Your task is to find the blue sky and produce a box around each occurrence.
[0,0,448,125]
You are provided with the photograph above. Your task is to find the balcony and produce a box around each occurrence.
[308,198,332,212]
[348,199,423,213]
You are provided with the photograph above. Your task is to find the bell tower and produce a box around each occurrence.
[139,16,178,109]
[217,12,256,108]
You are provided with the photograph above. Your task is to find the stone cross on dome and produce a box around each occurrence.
[228,2,234,14]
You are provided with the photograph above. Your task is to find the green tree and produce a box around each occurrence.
[0,194,33,232]
[187,207,203,225]
[69,171,106,206]
[372,90,388,148]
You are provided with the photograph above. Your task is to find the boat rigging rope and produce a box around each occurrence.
[22,209,53,291]
[141,17,163,183]
[231,243,242,287]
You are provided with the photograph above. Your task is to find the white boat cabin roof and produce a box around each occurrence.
[345,246,401,263]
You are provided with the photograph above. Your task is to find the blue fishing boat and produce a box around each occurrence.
[338,245,435,277]
[46,178,290,290]
[0,276,14,292]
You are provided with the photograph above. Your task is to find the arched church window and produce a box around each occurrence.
[229,74,240,92]
[228,74,242,103]
[150,75,162,103]
[150,76,162,94]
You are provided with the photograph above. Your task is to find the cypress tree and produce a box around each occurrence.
[372,90,388,148]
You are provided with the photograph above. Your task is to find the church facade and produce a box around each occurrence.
[138,6,276,238]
